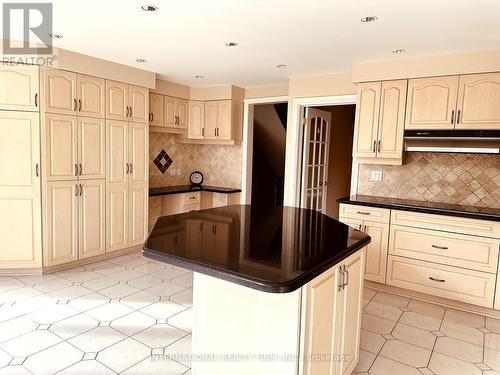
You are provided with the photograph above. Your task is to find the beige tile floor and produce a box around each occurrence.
[1,253,500,374]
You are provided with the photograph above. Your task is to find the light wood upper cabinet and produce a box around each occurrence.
[204,101,218,139]
[188,101,204,139]
[76,74,105,118]
[174,98,188,128]
[353,82,381,159]
[43,114,78,181]
[165,96,176,127]
[0,111,42,268]
[44,68,77,115]
[129,85,149,123]
[79,180,105,259]
[150,93,164,126]
[405,76,459,130]
[129,122,148,183]
[78,117,105,179]
[377,80,407,160]
[0,64,39,111]
[456,73,500,129]
[44,181,79,266]
[217,100,232,140]
[106,80,128,120]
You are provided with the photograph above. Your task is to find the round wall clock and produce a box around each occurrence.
[190,171,204,186]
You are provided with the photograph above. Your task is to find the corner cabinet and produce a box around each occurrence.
[353,80,407,165]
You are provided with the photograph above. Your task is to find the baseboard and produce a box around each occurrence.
[365,280,500,320]
[0,268,43,276]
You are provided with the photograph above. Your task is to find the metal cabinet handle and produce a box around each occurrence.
[357,211,371,215]
[79,163,83,176]
[125,106,129,117]
[79,184,82,196]
[338,266,344,291]
[363,224,367,232]
[129,163,133,174]
[457,109,461,124]
[78,99,82,111]
[429,277,445,283]
[75,184,78,197]
[129,106,133,118]
[35,163,39,177]
[202,128,205,137]
[377,140,381,152]
[451,110,455,124]
[432,245,448,250]
[75,163,78,176]
[73,99,78,111]
[373,140,377,152]
[343,265,349,287]
[126,163,130,174]
[358,224,362,231]
[34,93,38,107]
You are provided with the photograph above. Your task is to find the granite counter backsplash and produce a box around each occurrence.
[357,152,500,208]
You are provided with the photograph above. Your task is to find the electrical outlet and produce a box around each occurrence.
[371,171,383,181]
[176,168,181,176]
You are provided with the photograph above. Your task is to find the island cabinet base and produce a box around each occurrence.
[191,249,366,375]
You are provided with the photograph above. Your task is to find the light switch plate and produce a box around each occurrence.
[371,171,383,181]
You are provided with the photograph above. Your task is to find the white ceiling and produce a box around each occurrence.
[4,0,500,87]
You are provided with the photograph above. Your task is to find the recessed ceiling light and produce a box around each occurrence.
[141,5,158,11]
[361,16,377,22]
[194,75,204,79]
[49,33,63,39]
[392,49,406,54]
[276,64,287,69]
[136,58,147,63]
[225,42,238,47]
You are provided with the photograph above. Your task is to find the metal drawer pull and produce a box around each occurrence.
[432,245,448,250]
[338,266,344,291]
[429,277,445,283]
[357,211,371,215]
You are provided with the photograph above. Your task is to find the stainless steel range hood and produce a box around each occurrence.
[404,130,500,154]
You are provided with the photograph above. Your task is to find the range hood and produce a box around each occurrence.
[404,130,500,154]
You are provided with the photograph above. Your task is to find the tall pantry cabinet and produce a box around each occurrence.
[0,64,149,272]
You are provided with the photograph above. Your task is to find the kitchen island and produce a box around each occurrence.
[143,205,370,375]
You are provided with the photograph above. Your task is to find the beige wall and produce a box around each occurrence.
[152,79,245,101]
[288,72,356,98]
[245,84,289,99]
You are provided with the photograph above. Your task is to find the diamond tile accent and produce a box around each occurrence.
[432,330,445,337]
[83,352,97,360]
[480,327,493,333]
[474,362,491,371]
[153,149,173,174]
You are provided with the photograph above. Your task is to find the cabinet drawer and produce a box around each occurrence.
[184,203,200,213]
[389,225,500,273]
[387,255,495,308]
[338,204,390,224]
[184,192,201,203]
[391,210,500,239]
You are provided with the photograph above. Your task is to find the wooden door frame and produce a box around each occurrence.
[285,95,357,208]
[241,96,288,204]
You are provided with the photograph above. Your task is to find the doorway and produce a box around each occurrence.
[299,104,356,218]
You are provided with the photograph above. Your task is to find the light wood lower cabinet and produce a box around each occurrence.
[301,250,365,375]
[107,183,129,252]
[0,111,42,268]
[0,64,39,111]
[387,255,496,308]
[79,180,105,259]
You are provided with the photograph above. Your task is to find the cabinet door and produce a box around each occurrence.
[338,217,363,231]
[106,80,128,120]
[212,223,229,264]
[129,85,149,123]
[43,114,78,181]
[77,74,105,118]
[106,183,128,252]
[302,265,342,375]
[0,64,39,111]
[129,182,148,246]
[79,180,105,259]
[106,120,128,184]
[44,68,77,115]
[217,100,233,139]
[188,101,204,139]
[353,82,381,158]
[339,251,365,375]
[363,222,389,283]
[405,76,458,130]
[202,221,215,260]
[129,122,148,183]
[456,73,500,129]
[45,181,79,266]
[165,96,176,127]
[78,117,105,179]
[0,111,42,268]
[150,93,164,126]
[186,220,203,258]
[377,80,407,161]
[204,101,218,139]
[175,98,188,128]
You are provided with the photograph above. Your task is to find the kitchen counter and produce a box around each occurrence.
[143,204,370,293]
[338,194,500,222]
[149,185,241,197]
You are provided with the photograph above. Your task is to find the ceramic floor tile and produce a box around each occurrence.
[32,277,73,293]
[23,341,82,375]
[140,301,186,320]
[110,311,157,336]
[168,308,193,333]
[407,299,445,320]
[151,268,190,282]
[360,329,386,354]
[0,348,11,368]
[144,282,186,298]
[120,291,160,310]
[364,301,403,322]
[392,323,437,350]
[355,349,376,372]
[380,339,432,368]
[440,320,484,346]
[0,330,62,357]
[27,303,80,325]
[434,336,483,363]
[67,292,110,312]
[429,352,482,375]
[0,316,38,344]
[484,347,500,371]
[122,356,188,374]
[363,287,377,300]
[56,360,116,374]
[99,284,141,299]
[56,271,102,283]
[134,263,166,275]
[399,311,442,331]
[170,288,193,307]
[97,337,151,373]
[67,327,126,353]
[0,366,32,375]
[372,292,410,307]
[133,324,187,349]
[81,276,120,292]
[49,313,99,340]
[361,313,396,335]
[164,334,192,367]
[370,356,422,375]
[127,275,163,289]
[171,273,193,288]
[85,302,134,321]
[443,309,485,328]
[89,262,127,276]
[487,318,500,335]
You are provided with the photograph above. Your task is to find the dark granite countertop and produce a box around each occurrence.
[338,195,500,222]
[149,185,242,197]
[142,205,370,293]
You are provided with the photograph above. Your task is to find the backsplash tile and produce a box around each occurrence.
[357,152,500,208]
[149,132,243,188]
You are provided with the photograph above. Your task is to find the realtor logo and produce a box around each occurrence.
[3,3,53,55]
